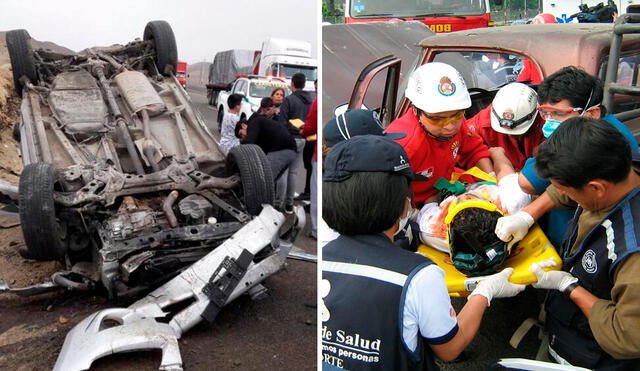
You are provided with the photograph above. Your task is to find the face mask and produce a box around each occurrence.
[395,198,411,236]
[542,119,562,138]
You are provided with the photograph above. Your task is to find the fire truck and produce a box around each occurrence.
[344,0,493,32]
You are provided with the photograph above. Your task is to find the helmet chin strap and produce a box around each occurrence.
[415,107,456,141]
[426,131,456,142]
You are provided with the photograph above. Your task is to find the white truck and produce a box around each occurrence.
[206,49,256,106]
[253,38,317,91]
[541,0,638,23]
[216,75,290,129]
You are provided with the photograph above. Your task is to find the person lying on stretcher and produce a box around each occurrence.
[415,147,533,275]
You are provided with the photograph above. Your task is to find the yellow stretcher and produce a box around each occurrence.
[417,224,562,297]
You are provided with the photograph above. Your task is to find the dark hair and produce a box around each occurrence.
[323,172,408,235]
[292,73,306,89]
[450,208,502,253]
[271,87,285,98]
[234,119,248,138]
[260,97,273,110]
[536,117,631,188]
[228,93,244,110]
[537,66,606,116]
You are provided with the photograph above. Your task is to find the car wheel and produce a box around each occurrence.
[6,29,36,95]
[19,162,68,261]
[143,20,178,76]
[226,145,275,215]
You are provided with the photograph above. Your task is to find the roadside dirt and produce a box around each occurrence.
[0,32,316,370]
[0,32,22,184]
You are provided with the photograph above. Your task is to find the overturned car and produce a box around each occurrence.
[3,21,300,300]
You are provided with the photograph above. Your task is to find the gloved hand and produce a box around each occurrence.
[495,211,534,250]
[468,268,526,306]
[529,258,578,291]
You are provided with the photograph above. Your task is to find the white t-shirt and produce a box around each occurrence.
[220,112,240,155]
[402,264,458,350]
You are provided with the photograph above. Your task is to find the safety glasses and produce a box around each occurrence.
[491,107,537,129]
[420,110,464,127]
[538,88,598,120]
[536,105,583,119]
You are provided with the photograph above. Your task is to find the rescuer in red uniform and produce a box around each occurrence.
[466,82,545,171]
[385,62,493,205]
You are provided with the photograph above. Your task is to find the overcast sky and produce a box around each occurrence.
[0,0,318,64]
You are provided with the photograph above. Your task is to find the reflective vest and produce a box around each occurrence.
[546,187,640,370]
[322,233,436,370]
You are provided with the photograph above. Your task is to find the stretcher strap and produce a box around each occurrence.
[450,167,497,184]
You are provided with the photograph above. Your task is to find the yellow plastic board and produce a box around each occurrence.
[417,224,562,297]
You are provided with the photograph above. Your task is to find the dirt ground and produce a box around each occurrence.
[0,33,317,370]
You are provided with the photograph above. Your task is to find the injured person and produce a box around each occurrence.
[416,147,533,275]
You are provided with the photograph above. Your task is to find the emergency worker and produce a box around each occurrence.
[320,109,406,247]
[322,135,525,370]
[385,62,493,206]
[495,66,639,248]
[528,117,640,369]
[467,83,545,171]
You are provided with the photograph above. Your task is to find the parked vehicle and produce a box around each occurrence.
[344,0,494,32]
[3,20,301,300]
[216,75,290,127]
[206,49,255,106]
[176,61,187,88]
[253,38,317,91]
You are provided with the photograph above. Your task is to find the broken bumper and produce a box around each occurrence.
[53,205,303,371]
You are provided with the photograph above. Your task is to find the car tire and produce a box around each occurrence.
[226,145,275,215]
[6,29,36,95]
[19,162,67,261]
[143,20,178,76]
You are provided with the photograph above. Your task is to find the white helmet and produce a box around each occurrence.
[405,62,471,113]
[490,83,539,136]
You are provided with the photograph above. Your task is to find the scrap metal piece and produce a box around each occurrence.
[287,246,317,263]
[200,249,253,323]
[53,308,182,371]
[0,278,60,296]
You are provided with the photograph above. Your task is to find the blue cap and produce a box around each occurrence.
[323,135,414,182]
[323,109,406,147]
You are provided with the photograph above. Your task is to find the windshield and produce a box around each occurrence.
[349,0,486,18]
[249,81,291,98]
[279,65,318,81]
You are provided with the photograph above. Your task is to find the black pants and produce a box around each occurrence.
[303,140,314,194]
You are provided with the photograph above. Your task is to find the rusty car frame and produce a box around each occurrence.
[325,18,640,136]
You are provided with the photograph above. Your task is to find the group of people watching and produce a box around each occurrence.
[322,61,640,370]
[219,73,318,239]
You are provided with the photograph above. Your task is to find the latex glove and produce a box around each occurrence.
[468,268,526,306]
[529,258,578,291]
[495,211,534,250]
